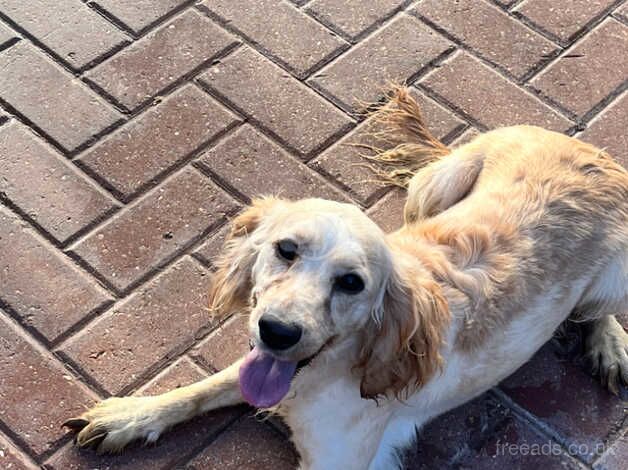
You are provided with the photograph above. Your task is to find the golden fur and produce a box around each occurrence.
[371,86,627,352]
[208,197,280,318]
[355,263,450,399]
[64,87,628,469]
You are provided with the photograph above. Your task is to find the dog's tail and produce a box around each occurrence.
[360,85,451,188]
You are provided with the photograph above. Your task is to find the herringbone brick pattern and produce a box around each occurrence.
[0,1,626,469]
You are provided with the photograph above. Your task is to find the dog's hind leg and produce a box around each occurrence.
[584,315,628,395]
[63,358,244,453]
[577,255,628,395]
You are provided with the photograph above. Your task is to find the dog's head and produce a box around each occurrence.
[209,197,449,407]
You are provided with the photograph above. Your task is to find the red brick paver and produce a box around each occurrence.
[578,91,628,167]
[198,46,353,157]
[78,84,240,199]
[0,0,129,70]
[198,124,348,201]
[367,187,406,232]
[594,435,628,470]
[513,0,618,44]
[93,0,189,35]
[306,0,407,41]
[0,312,97,458]
[70,167,238,292]
[0,42,122,152]
[59,256,213,394]
[191,314,250,372]
[0,431,38,470]
[185,417,299,470]
[136,356,208,396]
[616,2,628,22]
[0,20,17,47]
[194,224,231,267]
[0,121,118,243]
[45,359,242,470]
[308,14,452,111]
[420,51,573,131]
[414,0,558,79]
[453,415,583,470]
[530,18,628,118]
[0,207,112,343]
[200,0,347,78]
[0,2,626,469]
[85,10,238,111]
[500,345,626,463]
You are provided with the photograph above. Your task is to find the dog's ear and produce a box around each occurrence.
[357,266,449,400]
[208,197,282,319]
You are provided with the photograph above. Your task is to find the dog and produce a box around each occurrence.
[63,87,628,469]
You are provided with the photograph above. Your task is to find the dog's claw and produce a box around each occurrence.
[587,354,599,376]
[81,432,108,450]
[62,418,89,430]
[606,364,618,395]
[62,396,164,454]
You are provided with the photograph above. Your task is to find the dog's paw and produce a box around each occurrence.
[63,396,165,453]
[585,317,628,396]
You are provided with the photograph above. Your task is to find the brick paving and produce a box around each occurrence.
[0,1,625,469]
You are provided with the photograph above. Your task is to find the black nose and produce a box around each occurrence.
[258,316,302,350]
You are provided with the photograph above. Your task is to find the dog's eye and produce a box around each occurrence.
[276,239,298,261]
[335,273,364,294]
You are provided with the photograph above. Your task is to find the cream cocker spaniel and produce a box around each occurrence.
[64,87,628,470]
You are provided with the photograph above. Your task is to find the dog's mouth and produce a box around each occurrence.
[246,339,318,370]
[239,339,327,408]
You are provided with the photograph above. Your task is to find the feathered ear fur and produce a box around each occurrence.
[208,197,282,319]
[356,265,450,400]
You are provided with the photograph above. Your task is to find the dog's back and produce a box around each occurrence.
[369,88,627,358]
[457,125,627,281]
[437,126,627,341]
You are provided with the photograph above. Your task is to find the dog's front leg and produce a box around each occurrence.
[64,358,244,453]
[287,401,394,470]
[296,436,382,470]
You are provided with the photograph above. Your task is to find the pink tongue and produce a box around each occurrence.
[239,346,297,408]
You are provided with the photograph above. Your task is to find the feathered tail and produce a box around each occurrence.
[359,85,451,187]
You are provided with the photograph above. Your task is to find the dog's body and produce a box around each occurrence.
[65,90,628,470]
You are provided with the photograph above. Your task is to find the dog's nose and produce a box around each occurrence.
[258,316,302,350]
